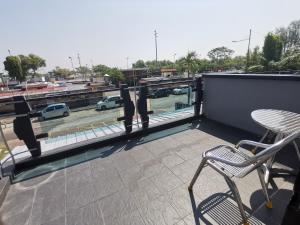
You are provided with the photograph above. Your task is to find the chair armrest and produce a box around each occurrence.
[235,140,271,149]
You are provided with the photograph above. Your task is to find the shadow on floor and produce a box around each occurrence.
[189,190,279,225]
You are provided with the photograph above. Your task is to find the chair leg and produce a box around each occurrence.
[225,177,249,225]
[257,167,272,209]
[252,130,270,154]
[293,141,300,162]
[188,159,206,191]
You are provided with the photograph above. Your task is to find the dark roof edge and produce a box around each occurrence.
[202,73,300,81]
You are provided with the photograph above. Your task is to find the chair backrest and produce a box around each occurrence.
[247,130,300,167]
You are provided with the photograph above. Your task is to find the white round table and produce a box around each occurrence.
[251,109,300,136]
[251,109,300,182]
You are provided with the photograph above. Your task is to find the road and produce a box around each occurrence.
[33,92,191,137]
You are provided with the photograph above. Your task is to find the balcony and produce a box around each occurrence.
[0,74,300,225]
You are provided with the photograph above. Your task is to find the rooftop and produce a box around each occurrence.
[1,119,296,225]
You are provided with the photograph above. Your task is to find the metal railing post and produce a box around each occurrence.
[137,85,153,129]
[194,77,203,117]
[118,84,135,134]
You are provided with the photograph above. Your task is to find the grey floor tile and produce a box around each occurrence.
[41,216,66,225]
[151,167,183,193]
[138,195,181,225]
[66,182,95,211]
[161,152,185,169]
[1,189,34,225]
[130,146,155,164]
[171,160,196,183]
[98,189,139,225]
[66,201,104,225]
[166,185,201,218]
[30,177,66,225]
[92,168,124,200]
[140,159,166,178]
[176,146,201,161]
[131,178,163,209]
[112,154,138,172]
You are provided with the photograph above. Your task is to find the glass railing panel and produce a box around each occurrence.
[147,83,194,127]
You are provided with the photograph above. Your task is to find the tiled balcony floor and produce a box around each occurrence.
[0,119,297,225]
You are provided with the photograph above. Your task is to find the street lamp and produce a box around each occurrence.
[232,29,252,73]
[68,56,75,73]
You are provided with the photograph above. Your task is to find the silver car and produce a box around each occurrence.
[39,103,70,121]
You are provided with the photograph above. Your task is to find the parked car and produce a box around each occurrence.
[173,85,190,95]
[148,88,171,98]
[39,103,70,121]
[96,95,122,110]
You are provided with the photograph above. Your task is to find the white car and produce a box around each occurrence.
[39,103,70,121]
[96,96,122,110]
[173,86,190,95]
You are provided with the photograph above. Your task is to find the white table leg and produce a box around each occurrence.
[264,133,283,184]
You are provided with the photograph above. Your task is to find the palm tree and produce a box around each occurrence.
[178,51,198,78]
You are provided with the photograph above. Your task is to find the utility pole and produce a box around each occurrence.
[77,53,83,79]
[154,30,158,67]
[8,49,11,56]
[126,57,129,69]
[246,29,252,73]
[68,56,75,71]
[77,53,82,68]
[232,29,252,73]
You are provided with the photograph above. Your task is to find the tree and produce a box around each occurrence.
[92,64,124,85]
[278,52,300,70]
[76,66,91,76]
[132,60,146,68]
[287,20,300,49]
[3,56,25,81]
[207,46,234,63]
[93,64,111,75]
[177,51,198,78]
[263,33,283,64]
[249,46,263,66]
[53,67,71,78]
[275,27,289,53]
[28,54,46,75]
[18,55,31,77]
[109,68,125,84]
[275,20,300,53]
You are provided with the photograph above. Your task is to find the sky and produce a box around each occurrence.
[1,0,300,73]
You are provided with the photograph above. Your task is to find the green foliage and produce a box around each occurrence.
[263,33,283,63]
[248,65,264,73]
[177,51,198,77]
[207,47,234,62]
[28,54,46,74]
[93,64,111,75]
[249,46,263,66]
[93,64,124,84]
[52,67,72,78]
[132,60,146,68]
[76,66,90,74]
[3,53,46,81]
[3,56,25,81]
[278,53,300,70]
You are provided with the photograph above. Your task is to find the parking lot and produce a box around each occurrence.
[33,91,192,137]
